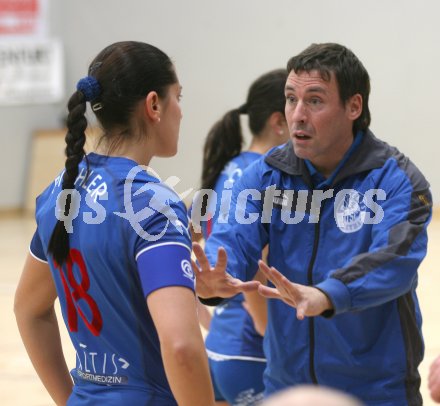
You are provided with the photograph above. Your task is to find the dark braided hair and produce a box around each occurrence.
[48,92,88,265]
[48,41,177,265]
[200,68,287,191]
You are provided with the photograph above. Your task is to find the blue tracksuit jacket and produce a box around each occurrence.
[205,130,432,406]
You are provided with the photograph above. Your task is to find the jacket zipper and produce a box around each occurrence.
[307,198,325,384]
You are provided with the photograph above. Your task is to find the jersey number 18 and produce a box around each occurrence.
[54,248,103,336]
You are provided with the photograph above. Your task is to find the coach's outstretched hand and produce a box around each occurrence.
[192,242,260,299]
[257,260,333,320]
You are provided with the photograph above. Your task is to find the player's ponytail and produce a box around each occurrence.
[200,106,245,191]
[200,68,287,192]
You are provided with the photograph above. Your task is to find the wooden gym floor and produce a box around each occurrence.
[1,213,439,405]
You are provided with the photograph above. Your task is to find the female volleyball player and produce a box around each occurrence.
[14,41,214,406]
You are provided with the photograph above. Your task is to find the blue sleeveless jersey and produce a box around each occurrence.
[29,153,194,405]
[202,152,265,360]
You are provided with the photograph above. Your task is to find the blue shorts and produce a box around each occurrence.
[209,358,266,405]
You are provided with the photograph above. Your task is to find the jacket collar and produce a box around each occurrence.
[264,129,390,187]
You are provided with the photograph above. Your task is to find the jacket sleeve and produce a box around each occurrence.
[316,160,432,316]
[204,161,269,282]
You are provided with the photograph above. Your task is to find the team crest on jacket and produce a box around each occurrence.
[335,190,366,233]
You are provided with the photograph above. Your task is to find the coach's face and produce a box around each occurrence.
[284,69,362,178]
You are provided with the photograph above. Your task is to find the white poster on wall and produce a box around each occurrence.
[0,38,64,105]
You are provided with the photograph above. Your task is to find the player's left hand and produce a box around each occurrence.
[257,260,333,320]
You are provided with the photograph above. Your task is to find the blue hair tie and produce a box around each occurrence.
[76,76,101,101]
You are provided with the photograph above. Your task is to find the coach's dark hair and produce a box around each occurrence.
[201,68,287,191]
[48,41,178,265]
[287,43,371,133]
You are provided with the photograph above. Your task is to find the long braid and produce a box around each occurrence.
[48,91,88,265]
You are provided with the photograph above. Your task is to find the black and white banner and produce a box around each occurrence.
[0,38,64,105]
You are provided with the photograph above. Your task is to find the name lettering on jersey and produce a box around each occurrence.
[53,168,108,204]
[53,169,65,190]
[74,168,108,203]
[53,165,193,240]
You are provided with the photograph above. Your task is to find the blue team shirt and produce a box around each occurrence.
[200,151,265,360]
[30,153,194,405]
